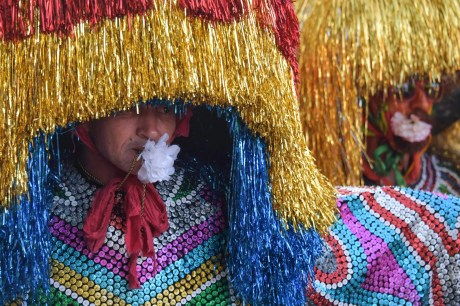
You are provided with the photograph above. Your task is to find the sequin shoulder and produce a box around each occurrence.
[310,186,460,305]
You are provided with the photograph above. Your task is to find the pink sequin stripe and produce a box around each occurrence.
[338,200,420,305]
[151,211,226,271]
[49,211,225,279]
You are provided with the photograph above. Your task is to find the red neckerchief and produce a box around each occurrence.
[76,110,192,289]
[83,175,168,288]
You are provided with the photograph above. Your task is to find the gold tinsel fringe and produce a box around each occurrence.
[296,0,460,186]
[0,1,336,232]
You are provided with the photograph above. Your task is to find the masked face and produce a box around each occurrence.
[86,105,177,174]
[369,78,441,154]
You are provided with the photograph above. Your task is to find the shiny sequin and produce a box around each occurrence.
[411,154,460,197]
[48,162,237,305]
[309,186,460,305]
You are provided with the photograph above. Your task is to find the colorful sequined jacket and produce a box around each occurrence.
[41,161,236,305]
[309,186,460,305]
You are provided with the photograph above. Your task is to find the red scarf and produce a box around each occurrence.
[76,110,191,289]
[83,175,169,288]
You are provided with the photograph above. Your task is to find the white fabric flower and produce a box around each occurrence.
[137,134,180,183]
[390,112,432,143]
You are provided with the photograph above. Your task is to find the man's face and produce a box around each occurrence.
[86,105,177,173]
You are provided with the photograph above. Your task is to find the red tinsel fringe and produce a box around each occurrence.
[0,0,299,83]
[177,0,248,22]
[0,0,154,39]
[179,0,299,85]
[257,0,299,85]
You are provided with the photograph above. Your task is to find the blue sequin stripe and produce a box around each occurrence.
[51,232,225,304]
[402,188,460,230]
[348,194,427,300]
[316,218,366,293]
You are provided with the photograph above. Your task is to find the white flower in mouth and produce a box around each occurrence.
[390,112,432,143]
[137,134,180,183]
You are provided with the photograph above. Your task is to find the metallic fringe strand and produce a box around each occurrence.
[0,1,337,233]
[0,135,52,305]
[226,113,323,306]
[296,0,460,186]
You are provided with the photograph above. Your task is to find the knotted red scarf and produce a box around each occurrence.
[76,108,192,289]
[83,175,169,288]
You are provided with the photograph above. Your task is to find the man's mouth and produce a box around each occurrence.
[133,148,144,155]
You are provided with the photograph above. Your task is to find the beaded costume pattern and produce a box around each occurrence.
[309,186,460,305]
[48,163,236,306]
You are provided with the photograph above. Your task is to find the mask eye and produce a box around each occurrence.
[424,82,442,99]
[394,82,415,101]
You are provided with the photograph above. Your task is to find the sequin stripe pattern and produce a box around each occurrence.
[411,154,460,197]
[309,186,460,306]
[48,163,237,306]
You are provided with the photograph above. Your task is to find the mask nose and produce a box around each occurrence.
[409,86,433,115]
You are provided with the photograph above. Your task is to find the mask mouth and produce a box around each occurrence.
[389,110,432,155]
[390,110,432,143]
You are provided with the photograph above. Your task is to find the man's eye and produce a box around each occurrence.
[112,109,135,117]
[156,106,172,114]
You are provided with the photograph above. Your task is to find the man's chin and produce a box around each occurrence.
[392,136,430,155]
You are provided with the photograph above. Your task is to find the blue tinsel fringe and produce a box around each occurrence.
[0,106,323,305]
[0,135,52,304]
[225,113,323,306]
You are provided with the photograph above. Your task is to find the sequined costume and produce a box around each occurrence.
[308,186,460,305]
[410,154,460,197]
[46,161,236,305]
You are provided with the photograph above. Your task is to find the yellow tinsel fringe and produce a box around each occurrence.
[296,0,460,186]
[0,1,337,232]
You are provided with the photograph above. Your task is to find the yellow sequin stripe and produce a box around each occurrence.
[0,0,337,232]
[149,256,227,306]
[50,260,126,306]
[296,0,460,186]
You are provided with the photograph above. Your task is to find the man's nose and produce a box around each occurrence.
[136,112,162,140]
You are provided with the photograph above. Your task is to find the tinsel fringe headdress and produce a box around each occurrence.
[296,0,460,186]
[0,0,337,305]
